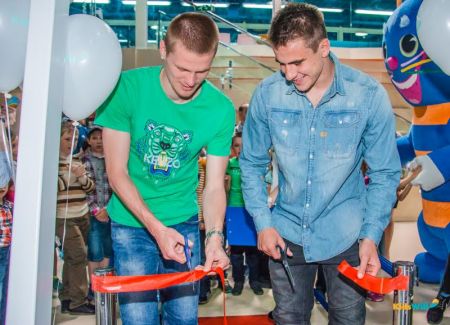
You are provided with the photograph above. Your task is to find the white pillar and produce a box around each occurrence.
[6,0,70,324]
[136,0,148,48]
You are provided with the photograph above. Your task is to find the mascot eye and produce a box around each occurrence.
[382,43,387,59]
[399,34,419,57]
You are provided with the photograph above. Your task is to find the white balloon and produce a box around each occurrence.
[0,0,30,93]
[417,0,450,75]
[63,14,122,121]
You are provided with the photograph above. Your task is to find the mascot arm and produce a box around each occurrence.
[410,145,450,191]
[397,132,416,166]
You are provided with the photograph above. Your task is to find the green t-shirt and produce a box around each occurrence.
[226,157,244,207]
[95,66,235,227]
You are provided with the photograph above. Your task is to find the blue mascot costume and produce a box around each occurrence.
[383,0,450,323]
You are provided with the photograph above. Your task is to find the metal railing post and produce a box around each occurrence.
[94,267,117,325]
[392,261,417,325]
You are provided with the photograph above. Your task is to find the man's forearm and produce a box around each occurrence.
[202,186,226,233]
[109,171,164,235]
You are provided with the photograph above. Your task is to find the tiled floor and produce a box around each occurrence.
[51,222,450,325]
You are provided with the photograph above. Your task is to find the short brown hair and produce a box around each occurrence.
[269,3,327,52]
[164,12,219,54]
[60,120,76,137]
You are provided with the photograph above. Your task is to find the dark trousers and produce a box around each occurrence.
[270,240,365,325]
[439,254,450,295]
[55,216,90,309]
[230,245,260,285]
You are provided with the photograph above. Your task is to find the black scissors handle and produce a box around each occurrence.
[276,245,296,292]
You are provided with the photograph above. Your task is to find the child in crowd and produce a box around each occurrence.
[56,121,95,315]
[0,156,12,325]
[82,126,113,299]
[226,133,263,296]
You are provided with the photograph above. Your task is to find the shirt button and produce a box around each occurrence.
[309,154,313,159]
[339,120,343,124]
[303,224,307,229]
[307,180,311,185]
[311,127,315,132]
[305,203,310,208]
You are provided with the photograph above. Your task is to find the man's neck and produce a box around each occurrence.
[160,68,199,104]
[306,57,335,108]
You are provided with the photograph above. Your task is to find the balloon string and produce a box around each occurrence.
[52,122,78,325]
[4,93,15,183]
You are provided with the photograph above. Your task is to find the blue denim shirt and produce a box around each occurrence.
[240,53,401,262]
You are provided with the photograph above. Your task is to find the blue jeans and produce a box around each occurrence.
[111,216,200,325]
[270,240,365,325]
[88,216,112,262]
[0,246,10,325]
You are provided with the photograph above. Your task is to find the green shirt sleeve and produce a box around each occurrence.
[206,99,235,157]
[94,72,134,133]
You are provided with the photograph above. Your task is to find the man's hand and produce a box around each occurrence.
[358,238,380,278]
[95,208,109,223]
[201,236,230,272]
[258,227,292,260]
[153,226,190,264]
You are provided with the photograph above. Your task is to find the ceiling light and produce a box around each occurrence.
[72,0,110,3]
[355,32,368,37]
[122,0,171,6]
[354,9,393,16]
[318,7,343,13]
[243,3,272,9]
[251,3,343,12]
[182,2,229,8]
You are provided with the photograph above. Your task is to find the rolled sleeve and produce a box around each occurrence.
[240,84,273,232]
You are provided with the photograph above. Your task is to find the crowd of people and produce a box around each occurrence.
[1,3,450,325]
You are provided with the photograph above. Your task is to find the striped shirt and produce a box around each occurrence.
[57,156,95,219]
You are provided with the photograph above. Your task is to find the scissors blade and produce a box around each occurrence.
[184,235,195,292]
[184,235,192,270]
[277,245,296,292]
[283,260,296,291]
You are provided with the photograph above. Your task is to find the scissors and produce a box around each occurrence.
[277,245,296,292]
[183,234,192,270]
[184,235,195,291]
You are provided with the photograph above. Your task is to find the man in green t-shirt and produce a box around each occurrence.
[95,12,234,325]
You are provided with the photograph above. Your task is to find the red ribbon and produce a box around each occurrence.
[92,267,227,324]
[337,260,409,294]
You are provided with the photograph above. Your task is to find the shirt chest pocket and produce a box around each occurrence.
[269,109,304,151]
[321,111,360,159]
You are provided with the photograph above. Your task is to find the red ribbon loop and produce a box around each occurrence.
[337,260,409,294]
[92,267,227,324]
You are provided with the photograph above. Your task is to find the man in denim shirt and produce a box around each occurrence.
[240,4,401,324]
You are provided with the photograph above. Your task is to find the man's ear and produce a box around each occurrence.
[159,40,167,60]
[319,38,331,58]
